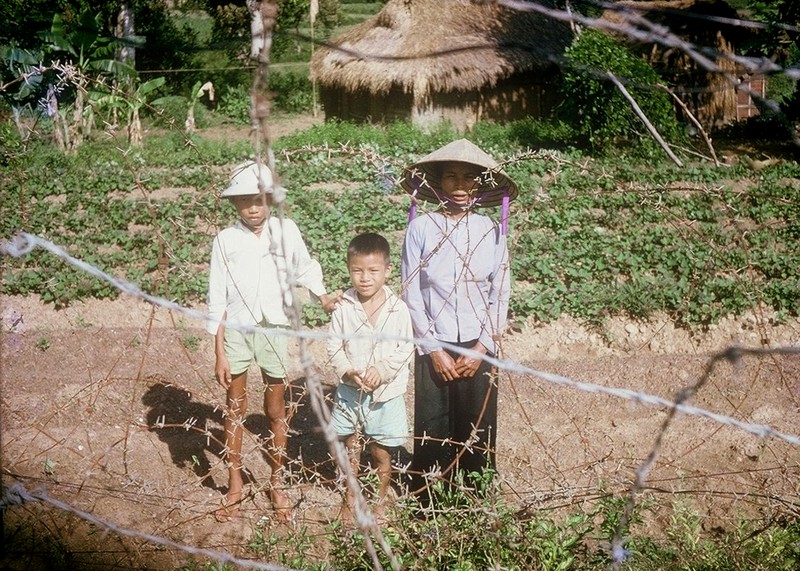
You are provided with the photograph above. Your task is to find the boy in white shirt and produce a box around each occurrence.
[207,160,336,522]
[327,233,413,523]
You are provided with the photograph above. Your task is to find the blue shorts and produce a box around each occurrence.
[331,384,408,448]
[223,323,289,379]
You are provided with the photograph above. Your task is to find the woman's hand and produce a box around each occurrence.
[430,350,459,382]
[454,342,487,379]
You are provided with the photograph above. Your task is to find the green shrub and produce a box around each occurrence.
[216,72,314,120]
[217,84,251,125]
[561,29,682,151]
[150,95,189,129]
[271,71,314,113]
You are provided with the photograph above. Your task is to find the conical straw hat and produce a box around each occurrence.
[400,139,519,207]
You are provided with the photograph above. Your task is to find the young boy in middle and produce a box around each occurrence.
[327,232,414,522]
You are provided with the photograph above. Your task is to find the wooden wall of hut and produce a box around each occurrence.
[736,74,765,121]
[321,73,561,132]
[320,86,414,123]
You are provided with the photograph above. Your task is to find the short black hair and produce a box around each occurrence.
[347,232,390,264]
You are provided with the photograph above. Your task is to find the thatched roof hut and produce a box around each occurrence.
[601,0,754,128]
[310,0,573,131]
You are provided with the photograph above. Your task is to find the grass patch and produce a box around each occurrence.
[185,481,800,570]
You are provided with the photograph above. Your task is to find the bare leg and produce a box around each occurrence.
[263,374,292,520]
[341,433,361,524]
[369,442,393,523]
[216,372,247,522]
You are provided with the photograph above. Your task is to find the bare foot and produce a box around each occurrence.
[341,500,355,526]
[214,488,242,522]
[373,502,387,526]
[270,486,294,523]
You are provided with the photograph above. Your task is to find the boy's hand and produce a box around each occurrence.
[360,367,381,391]
[320,291,342,313]
[454,342,487,379]
[343,369,363,387]
[215,355,233,389]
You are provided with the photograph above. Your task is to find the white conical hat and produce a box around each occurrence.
[221,161,274,197]
[400,139,519,207]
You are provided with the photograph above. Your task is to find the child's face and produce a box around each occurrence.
[439,161,481,210]
[347,252,391,301]
[230,194,270,228]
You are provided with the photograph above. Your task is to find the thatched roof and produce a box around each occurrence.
[601,0,743,127]
[601,0,745,43]
[310,0,572,99]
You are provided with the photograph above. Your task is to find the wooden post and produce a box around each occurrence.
[607,72,684,167]
[657,83,719,167]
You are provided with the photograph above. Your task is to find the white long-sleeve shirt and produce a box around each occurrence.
[206,217,326,335]
[327,286,413,403]
[400,211,510,355]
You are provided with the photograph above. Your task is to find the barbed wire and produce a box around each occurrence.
[3,1,800,569]
[1,483,295,571]
[3,227,799,567]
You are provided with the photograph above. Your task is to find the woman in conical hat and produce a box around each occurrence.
[399,139,518,494]
[400,138,519,232]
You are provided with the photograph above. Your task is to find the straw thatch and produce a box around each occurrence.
[310,0,572,130]
[602,0,748,128]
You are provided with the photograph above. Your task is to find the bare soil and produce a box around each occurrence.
[2,292,799,569]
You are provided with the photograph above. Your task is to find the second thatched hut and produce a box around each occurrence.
[601,0,760,128]
[310,0,573,131]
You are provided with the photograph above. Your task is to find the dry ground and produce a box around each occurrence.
[2,293,799,569]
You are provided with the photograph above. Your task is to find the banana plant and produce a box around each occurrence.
[183,80,215,135]
[93,76,165,146]
[0,8,143,152]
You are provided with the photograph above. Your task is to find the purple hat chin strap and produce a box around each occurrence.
[501,187,510,235]
[406,177,510,232]
[408,199,417,222]
[408,176,420,223]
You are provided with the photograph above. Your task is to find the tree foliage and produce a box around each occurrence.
[0,0,194,77]
[560,29,682,150]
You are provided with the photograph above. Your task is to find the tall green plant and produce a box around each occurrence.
[561,29,681,150]
[94,76,166,146]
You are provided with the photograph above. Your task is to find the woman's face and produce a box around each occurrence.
[439,161,481,211]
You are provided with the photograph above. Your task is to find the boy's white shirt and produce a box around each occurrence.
[327,285,413,403]
[206,217,326,335]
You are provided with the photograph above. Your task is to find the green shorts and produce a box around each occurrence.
[332,384,409,448]
[223,323,289,379]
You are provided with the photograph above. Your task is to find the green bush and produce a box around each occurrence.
[217,84,251,125]
[216,72,314,120]
[271,71,314,113]
[150,95,190,129]
[561,29,682,151]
